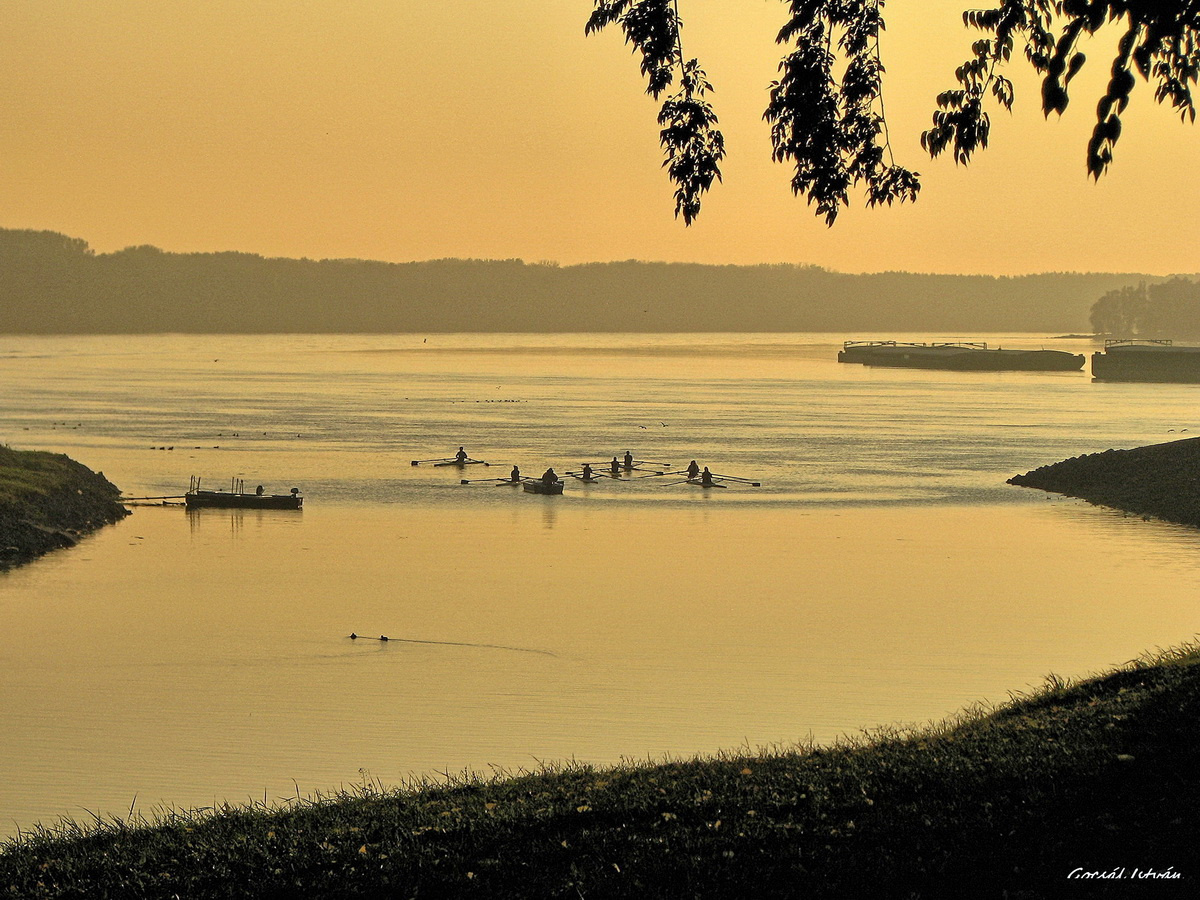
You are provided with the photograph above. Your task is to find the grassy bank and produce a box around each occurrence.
[3,645,1197,898]
[0,445,128,569]
[1009,436,1200,527]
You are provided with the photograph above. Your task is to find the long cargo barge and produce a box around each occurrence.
[1090,340,1200,383]
[838,341,1085,372]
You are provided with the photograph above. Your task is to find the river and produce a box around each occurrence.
[1,333,1197,836]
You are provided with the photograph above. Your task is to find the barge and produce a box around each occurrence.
[1090,340,1200,383]
[838,341,1084,372]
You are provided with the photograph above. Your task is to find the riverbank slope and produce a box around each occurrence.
[1008,436,1200,526]
[2,645,1196,898]
[0,445,129,569]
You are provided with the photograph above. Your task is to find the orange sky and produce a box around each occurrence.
[0,1,1196,274]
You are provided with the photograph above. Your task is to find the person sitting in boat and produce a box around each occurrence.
[700,467,714,486]
[510,465,521,483]
[609,457,621,475]
[455,446,468,463]
[255,484,264,496]
[581,463,593,480]
[686,460,700,479]
[623,450,634,469]
[541,467,559,485]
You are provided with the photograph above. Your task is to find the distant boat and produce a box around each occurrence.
[522,480,564,495]
[1091,340,1200,383]
[838,341,1084,372]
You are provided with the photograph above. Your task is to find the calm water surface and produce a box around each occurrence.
[2,333,1198,836]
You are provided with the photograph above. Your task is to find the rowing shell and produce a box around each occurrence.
[434,458,489,468]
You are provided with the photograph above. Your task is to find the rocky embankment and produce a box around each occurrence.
[0,446,128,568]
[1009,436,1200,526]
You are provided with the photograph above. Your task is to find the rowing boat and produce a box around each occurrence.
[433,458,488,468]
[522,480,564,495]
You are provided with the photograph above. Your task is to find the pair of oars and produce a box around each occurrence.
[710,472,762,486]
[661,477,728,488]
[410,456,455,466]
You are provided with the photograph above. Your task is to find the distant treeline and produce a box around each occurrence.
[1089,277,1200,338]
[0,228,1182,334]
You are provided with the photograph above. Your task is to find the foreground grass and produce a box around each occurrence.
[0,445,127,568]
[3,646,1198,898]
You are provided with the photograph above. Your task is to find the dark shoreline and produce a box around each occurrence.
[1008,436,1200,527]
[0,446,129,569]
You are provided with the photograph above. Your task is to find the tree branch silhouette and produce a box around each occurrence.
[589,0,1200,224]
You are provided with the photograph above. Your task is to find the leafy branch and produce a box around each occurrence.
[589,1,1200,224]
[923,0,1200,178]
[586,0,726,224]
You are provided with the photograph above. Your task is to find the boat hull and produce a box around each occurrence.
[185,491,302,510]
[839,342,1084,372]
[1091,345,1200,382]
[522,481,564,495]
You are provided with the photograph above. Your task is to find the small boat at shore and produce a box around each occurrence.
[522,480,564,495]
[1091,340,1200,382]
[838,341,1084,372]
[185,489,303,510]
[184,476,302,510]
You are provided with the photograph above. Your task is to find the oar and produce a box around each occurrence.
[411,457,454,466]
[661,478,726,488]
[709,472,762,486]
[460,477,510,485]
[635,469,683,478]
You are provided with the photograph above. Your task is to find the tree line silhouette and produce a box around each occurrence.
[1090,277,1200,338]
[0,228,1181,335]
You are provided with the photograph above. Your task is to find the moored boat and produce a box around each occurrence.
[184,475,302,509]
[1091,339,1200,382]
[185,489,302,510]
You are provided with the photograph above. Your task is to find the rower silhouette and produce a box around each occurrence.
[510,465,521,482]
[686,460,700,479]
[455,446,468,463]
[581,463,593,480]
[609,457,620,475]
[700,467,714,486]
[623,450,634,468]
[541,467,558,485]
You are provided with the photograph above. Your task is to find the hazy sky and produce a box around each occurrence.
[1,1,1196,274]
